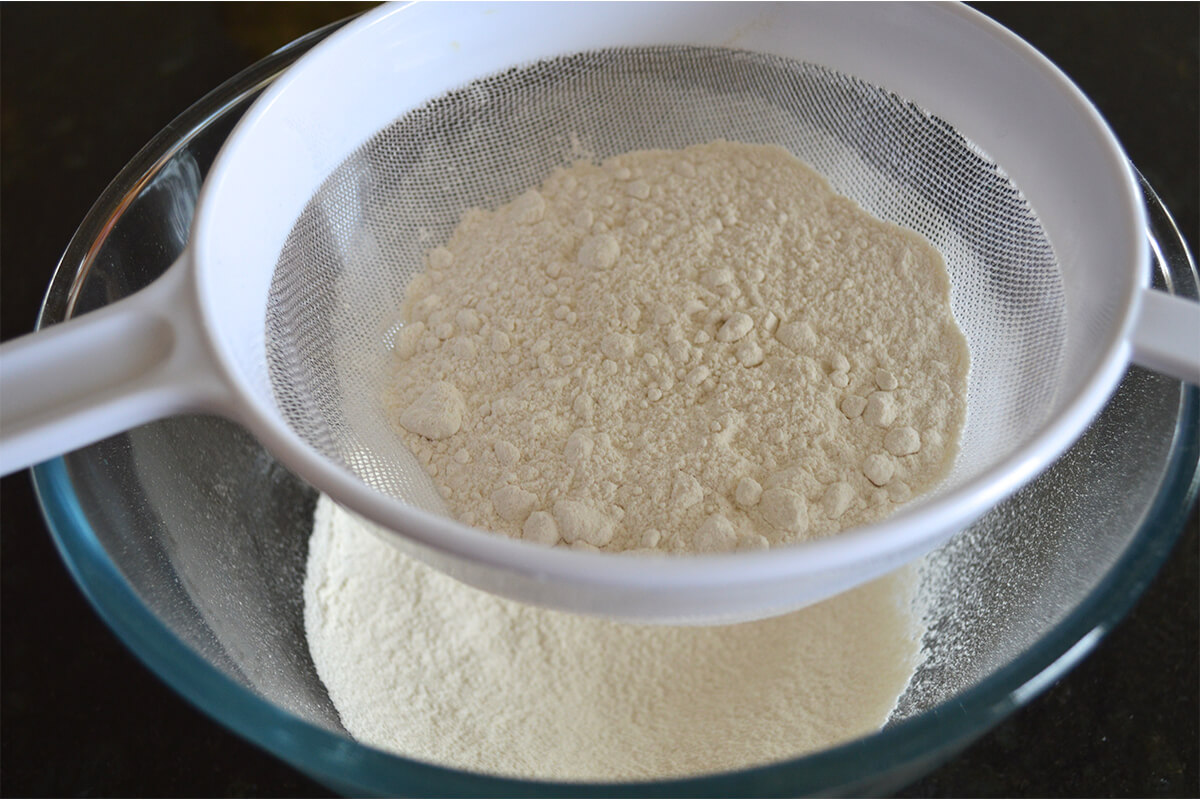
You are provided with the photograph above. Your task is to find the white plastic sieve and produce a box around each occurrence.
[2,3,1197,624]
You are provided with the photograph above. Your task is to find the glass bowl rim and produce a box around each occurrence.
[28,16,1200,796]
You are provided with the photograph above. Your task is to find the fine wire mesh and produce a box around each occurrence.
[265,46,1068,522]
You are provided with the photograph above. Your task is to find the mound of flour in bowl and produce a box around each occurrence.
[304,496,925,782]
[387,141,969,552]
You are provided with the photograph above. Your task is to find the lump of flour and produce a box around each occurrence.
[385,141,969,553]
[305,497,925,781]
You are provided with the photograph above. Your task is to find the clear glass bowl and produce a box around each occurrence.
[31,20,1200,797]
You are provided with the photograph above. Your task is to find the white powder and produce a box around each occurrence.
[305,496,925,782]
[386,141,969,552]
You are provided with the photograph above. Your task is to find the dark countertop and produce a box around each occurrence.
[1,3,1196,796]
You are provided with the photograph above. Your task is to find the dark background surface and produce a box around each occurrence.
[1,3,1196,797]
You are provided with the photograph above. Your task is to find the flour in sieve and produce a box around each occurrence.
[386,141,969,552]
[304,496,925,781]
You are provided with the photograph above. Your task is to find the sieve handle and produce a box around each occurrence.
[0,255,231,475]
[1130,288,1200,385]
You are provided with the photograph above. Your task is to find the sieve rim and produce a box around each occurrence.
[188,1,1148,592]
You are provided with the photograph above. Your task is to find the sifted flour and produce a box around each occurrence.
[304,496,925,781]
[386,141,969,552]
